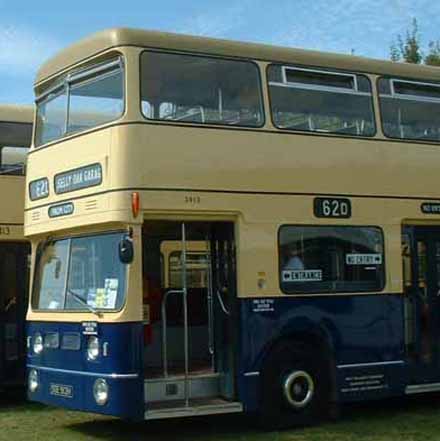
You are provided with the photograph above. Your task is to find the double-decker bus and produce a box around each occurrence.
[25,28,440,427]
[0,104,32,389]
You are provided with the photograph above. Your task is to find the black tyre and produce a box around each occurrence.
[258,340,331,430]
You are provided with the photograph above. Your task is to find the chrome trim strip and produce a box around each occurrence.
[337,360,404,369]
[243,371,260,377]
[406,383,440,395]
[27,364,138,379]
[269,81,371,97]
[281,66,358,92]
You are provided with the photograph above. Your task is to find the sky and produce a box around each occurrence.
[1,0,439,104]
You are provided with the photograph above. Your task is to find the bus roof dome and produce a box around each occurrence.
[0,104,33,124]
[36,27,440,87]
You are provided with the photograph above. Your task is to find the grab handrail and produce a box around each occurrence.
[161,289,184,378]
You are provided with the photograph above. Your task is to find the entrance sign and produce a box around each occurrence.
[282,269,322,282]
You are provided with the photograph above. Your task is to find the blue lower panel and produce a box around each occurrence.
[237,294,406,412]
[29,368,141,419]
[27,321,144,421]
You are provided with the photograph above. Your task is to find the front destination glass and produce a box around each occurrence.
[32,232,127,311]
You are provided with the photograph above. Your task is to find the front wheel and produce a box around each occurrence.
[259,340,331,429]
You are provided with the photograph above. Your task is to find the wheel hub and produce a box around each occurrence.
[283,370,315,409]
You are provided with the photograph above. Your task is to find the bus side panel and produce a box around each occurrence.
[237,294,405,412]
[27,321,144,421]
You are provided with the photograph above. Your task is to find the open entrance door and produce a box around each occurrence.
[403,226,440,386]
[0,242,30,387]
[142,221,241,418]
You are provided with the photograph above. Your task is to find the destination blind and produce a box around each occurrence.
[54,163,102,194]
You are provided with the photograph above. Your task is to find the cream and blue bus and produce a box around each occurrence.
[0,104,32,389]
[25,28,440,427]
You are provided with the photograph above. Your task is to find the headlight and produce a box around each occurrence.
[87,336,100,360]
[28,369,39,392]
[33,333,43,355]
[93,378,109,405]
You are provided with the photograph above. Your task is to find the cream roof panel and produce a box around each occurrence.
[36,27,440,87]
[0,104,33,124]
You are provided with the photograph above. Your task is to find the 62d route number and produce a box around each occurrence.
[314,197,352,218]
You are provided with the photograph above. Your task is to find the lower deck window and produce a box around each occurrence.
[279,226,384,294]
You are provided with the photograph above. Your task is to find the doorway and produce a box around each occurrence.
[142,221,237,406]
[403,226,440,383]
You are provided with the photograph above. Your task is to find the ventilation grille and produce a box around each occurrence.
[31,211,41,221]
[84,199,98,211]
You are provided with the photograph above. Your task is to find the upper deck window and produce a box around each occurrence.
[35,57,124,147]
[0,121,32,175]
[379,78,440,142]
[268,65,376,137]
[140,51,264,127]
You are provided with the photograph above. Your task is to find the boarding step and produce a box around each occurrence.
[144,397,243,420]
[406,382,440,395]
[144,372,220,403]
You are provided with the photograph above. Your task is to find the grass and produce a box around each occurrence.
[2,392,440,441]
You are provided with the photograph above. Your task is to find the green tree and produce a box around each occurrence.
[390,42,401,62]
[391,18,423,64]
[390,18,440,67]
[425,41,440,66]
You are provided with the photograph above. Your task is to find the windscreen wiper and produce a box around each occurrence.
[66,288,102,317]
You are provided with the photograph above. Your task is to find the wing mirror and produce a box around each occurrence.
[119,235,134,264]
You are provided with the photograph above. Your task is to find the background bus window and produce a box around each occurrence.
[0,146,28,175]
[379,78,440,142]
[268,65,376,136]
[140,51,264,127]
[0,120,32,175]
[168,251,208,289]
[279,226,384,294]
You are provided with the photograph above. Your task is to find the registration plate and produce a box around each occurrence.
[50,383,73,398]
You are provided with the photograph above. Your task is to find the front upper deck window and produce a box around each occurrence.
[268,65,376,136]
[35,57,124,147]
[379,78,440,142]
[140,51,264,127]
[32,232,127,312]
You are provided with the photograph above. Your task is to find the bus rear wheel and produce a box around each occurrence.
[259,340,330,429]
